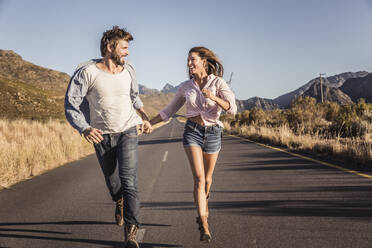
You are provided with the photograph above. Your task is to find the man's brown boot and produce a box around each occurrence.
[115,198,124,226]
[196,216,211,242]
[124,224,139,248]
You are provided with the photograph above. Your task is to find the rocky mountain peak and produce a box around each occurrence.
[161,83,178,93]
[302,82,353,105]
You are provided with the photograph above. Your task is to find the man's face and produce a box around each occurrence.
[110,39,129,66]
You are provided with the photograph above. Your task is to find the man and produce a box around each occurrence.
[65,26,152,248]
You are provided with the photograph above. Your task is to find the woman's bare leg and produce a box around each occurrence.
[203,152,219,217]
[184,146,207,217]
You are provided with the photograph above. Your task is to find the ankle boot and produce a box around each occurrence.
[124,224,139,248]
[115,198,124,226]
[196,216,211,242]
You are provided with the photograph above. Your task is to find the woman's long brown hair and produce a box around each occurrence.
[188,46,224,79]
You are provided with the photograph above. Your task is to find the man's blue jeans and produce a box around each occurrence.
[93,126,139,226]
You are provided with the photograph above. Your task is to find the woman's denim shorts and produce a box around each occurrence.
[183,120,222,154]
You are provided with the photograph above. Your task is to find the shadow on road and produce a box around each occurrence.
[139,138,182,145]
[141,194,372,219]
[140,243,182,248]
[0,221,179,248]
[0,232,123,247]
[0,228,70,234]
[0,221,115,226]
[141,223,172,227]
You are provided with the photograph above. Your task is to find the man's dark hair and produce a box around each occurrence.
[100,26,133,57]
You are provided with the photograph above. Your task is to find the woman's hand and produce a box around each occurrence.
[202,88,230,111]
[201,89,216,101]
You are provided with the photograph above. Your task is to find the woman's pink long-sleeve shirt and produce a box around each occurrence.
[159,74,237,127]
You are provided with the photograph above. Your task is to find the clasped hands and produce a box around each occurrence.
[140,120,153,134]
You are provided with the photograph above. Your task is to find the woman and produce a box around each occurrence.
[150,46,237,242]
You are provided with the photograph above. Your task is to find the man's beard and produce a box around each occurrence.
[110,52,125,66]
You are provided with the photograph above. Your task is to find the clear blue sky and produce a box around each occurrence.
[0,0,371,100]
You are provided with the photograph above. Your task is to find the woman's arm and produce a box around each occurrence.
[152,83,186,124]
[202,88,230,111]
[149,114,163,126]
[215,78,237,115]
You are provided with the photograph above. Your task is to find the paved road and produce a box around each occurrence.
[1,119,372,248]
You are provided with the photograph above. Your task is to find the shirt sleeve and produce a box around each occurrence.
[64,68,91,134]
[159,84,186,121]
[217,78,237,115]
[126,62,144,110]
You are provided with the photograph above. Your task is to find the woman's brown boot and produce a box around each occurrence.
[196,216,211,242]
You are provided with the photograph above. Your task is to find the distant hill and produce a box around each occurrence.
[339,73,372,103]
[302,82,353,105]
[0,75,65,120]
[0,50,70,95]
[273,71,368,108]
[236,97,279,111]
[161,83,179,93]
[138,84,159,95]
[0,50,70,120]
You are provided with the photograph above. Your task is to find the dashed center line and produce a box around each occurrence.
[162,151,168,162]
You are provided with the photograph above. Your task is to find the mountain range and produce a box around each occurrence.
[154,71,371,109]
[339,73,372,103]
[0,49,370,121]
[273,71,369,108]
[138,83,179,95]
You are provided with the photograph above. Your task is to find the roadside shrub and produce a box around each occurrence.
[221,98,372,166]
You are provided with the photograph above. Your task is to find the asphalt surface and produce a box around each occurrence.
[1,118,372,248]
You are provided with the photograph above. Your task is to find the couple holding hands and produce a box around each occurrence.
[65,26,236,248]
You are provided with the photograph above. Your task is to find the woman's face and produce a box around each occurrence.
[188,52,206,77]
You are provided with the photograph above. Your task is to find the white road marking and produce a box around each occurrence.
[137,228,146,243]
[162,151,168,162]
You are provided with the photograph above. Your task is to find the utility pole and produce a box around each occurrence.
[227,72,234,86]
[319,73,326,103]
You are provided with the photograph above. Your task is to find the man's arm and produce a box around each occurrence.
[137,107,153,133]
[64,69,91,134]
[65,67,104,143]
[137,107,149,121]
[126,62,145,110]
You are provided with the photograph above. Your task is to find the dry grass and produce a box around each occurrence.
[224,122,372,166]
[0,117,174,189]
[0,119,94,188]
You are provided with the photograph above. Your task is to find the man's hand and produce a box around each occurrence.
[202,89,216,101]
[82,127,104,144]
[141,120,153,134]
[137,107,153,134]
